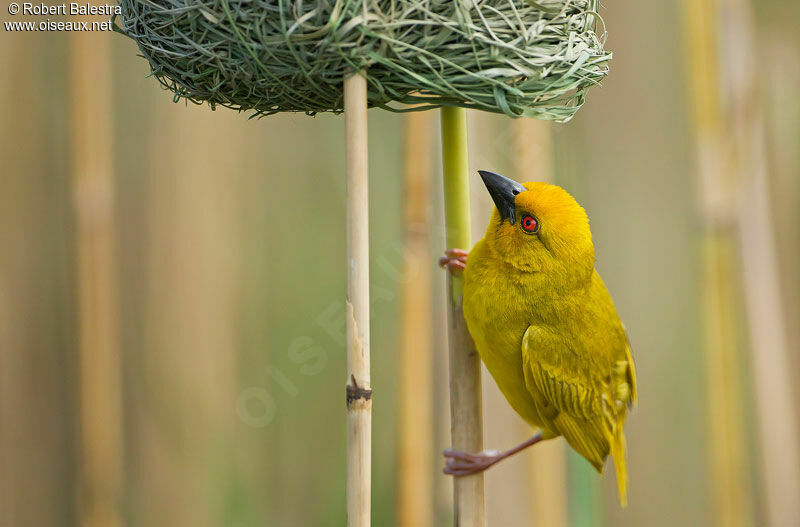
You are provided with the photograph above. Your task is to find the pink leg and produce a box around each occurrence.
[438,248,468,277]
[443,432,544,476]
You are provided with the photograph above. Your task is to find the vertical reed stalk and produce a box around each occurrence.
[1,36,75,526]
[513,118,568,527]
[682,1,754,525]
[440,106,485,527]
[762,36,800,364]
[567,452,603,527]
[70,26,124,527]
[344,72,372,527]
[721,1,800,523]
[397,111,435,527]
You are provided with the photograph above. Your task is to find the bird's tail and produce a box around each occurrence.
[610,424,628,507]
[553,412,629,506]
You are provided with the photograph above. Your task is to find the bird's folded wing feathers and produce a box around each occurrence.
[520,325,635,476]
[521,325,635,422]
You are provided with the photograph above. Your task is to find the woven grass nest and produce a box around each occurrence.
[116,0,611,120]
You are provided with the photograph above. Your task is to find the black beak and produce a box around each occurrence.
[478,170,526,224]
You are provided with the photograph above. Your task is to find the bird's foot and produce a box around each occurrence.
[438,248,468,277]
[443,433,544,477]
[442,448,502,476]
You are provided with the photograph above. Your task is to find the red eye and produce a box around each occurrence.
[521,215,538,233]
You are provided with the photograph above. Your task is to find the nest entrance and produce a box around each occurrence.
[118,0,610,120]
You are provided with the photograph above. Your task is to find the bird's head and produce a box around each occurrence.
[478,170,595,282]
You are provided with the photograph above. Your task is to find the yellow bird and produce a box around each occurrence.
[439,170,637,506]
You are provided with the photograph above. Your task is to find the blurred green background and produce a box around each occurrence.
[2,1,799,526]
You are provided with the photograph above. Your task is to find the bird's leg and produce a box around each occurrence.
[438,248,468,277]
[443,432,544,476]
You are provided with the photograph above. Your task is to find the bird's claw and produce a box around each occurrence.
[443,448,500,477]
[439,248,468,277]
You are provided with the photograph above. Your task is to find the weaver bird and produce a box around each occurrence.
[439,170,637,506]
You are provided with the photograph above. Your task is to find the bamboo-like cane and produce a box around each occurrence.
[682,2,754,526]
[397,111,435,527]
[69,26,124,527]
[721,1,800,524]
[344,72,372,527]
[440,107,485,527]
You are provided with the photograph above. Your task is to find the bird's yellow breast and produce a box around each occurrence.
[462,237,550,430]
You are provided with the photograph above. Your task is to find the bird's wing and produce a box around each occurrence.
[522,325,634,423]
[521,324,635,504]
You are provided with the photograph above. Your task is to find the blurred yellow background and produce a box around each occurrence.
[1,1,799,526]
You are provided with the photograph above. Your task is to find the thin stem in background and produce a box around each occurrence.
[70,24,124,527]
[682,0,757,525]
[397,110,435,527]
[722,0,800,524]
